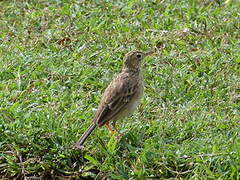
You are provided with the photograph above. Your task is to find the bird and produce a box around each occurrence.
[75,49,155,148]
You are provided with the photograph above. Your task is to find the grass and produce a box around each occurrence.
[0,0,239,179]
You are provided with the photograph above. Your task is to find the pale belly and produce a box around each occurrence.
[114,81,144,121]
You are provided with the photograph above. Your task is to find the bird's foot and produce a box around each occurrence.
[116,132,124,140]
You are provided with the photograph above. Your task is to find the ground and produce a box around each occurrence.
[0,0,239,179]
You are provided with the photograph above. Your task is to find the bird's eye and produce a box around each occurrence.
[136,54,142,59]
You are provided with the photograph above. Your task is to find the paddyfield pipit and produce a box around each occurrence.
[75,50,155,148]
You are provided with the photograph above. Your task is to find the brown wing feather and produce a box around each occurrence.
[93,72,138,126]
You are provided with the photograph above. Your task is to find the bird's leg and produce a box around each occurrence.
[105,121,115,134]
[112,121,124,139]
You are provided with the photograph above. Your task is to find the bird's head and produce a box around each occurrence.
[123,50,153,72]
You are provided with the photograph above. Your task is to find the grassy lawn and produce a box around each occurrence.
[0,0,239,179]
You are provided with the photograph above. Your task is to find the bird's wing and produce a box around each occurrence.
[93,73,138,126]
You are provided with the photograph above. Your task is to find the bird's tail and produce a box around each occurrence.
[75,123,97,148]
